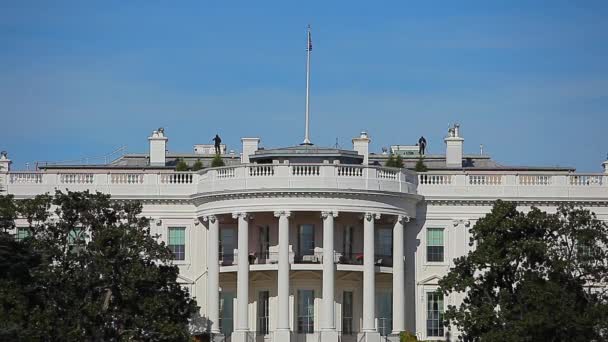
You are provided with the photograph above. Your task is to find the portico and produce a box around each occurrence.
[201,207,414,342]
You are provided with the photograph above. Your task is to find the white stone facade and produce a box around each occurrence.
[2,127,607,342]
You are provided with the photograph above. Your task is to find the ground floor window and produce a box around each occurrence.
[377,291,392,336]
[342,291,354,335]
[297,289,315,333]
[427,292,444,337]
[257,290,270,335]
[220,291,235,336]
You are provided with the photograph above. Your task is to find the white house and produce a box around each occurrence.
[2,125,607,342]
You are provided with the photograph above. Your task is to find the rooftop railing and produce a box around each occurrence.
[418,172,608,199]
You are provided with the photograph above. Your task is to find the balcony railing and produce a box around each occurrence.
[198,164,417,194]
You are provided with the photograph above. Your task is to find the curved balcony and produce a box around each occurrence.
[197,163,418,195]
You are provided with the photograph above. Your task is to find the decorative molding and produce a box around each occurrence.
[396,214,411,224]
[202,215,217,223]
[273,210,292,218]
[425,198,608,207]
[232,212,252,220]
[364,212,381,221]
[452,219,471,227]
[321,210,339,219]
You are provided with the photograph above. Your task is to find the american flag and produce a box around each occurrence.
[307,27,312,52]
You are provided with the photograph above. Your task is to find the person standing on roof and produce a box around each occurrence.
[418,136,427,155]
[212,134,222,154]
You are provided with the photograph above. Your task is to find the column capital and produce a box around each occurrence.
[363,212,381,221]
[321,210,339,219]
[202,215,217,223]
[232,212,251,220]
[273,210,292,218]
[396,214,411,224]
[452,218,471,227]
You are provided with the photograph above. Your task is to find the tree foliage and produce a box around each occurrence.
[211,154,225,167]
[439,200,608,341]
[414,157,427,172]
[385,154,404,168]
[191,159,204,171]
[175,158,189,171]
[0,191,198,341]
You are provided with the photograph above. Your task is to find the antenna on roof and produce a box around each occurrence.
[335,137,339,148]
[480,144,484,155]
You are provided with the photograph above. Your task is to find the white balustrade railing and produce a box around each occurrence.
[468,175,502,185]
[160,173,193,184]
[10,173,43,184]
[217,167,236,179]
[110,173,144,184]
[419,174,452,185]
[377,168,398,180]
[337,166,363,177]
[291,165,320,176]
[569,175,603,186]
[59,173,94,184]
[249,165,275,177]
[518,175,552,186]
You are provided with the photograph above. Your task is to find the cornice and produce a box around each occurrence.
[425,198,608,207]
[191,188,422,206]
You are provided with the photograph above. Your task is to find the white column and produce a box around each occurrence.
[362,213,380,333]
[205,215,220,334]
[233,212,250,341]
[392,215,408,334]
[274,211,291,342]
[321,211,338,342]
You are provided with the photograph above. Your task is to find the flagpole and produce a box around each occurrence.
[302,24,312,145]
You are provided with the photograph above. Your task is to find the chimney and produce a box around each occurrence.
[148,128,168,166]
[445,124,464,168]
[241,138,260,164]
[353,131,371,165]
[0,151,11,173]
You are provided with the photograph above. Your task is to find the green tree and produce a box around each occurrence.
[439,200,608,341]
[191,159,204,171]
[414,157,427,172]
[175,158,189,171]
[211,154,225,167]
[0,191,199,341]
[385,154,403,168]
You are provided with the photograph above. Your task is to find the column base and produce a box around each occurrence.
[320,329,339,342]
[357,331,381,342]
[231,330,254,342]
[209,332,224,342]
[274,329,291,342]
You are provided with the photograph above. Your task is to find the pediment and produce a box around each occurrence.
[417,274,442,285]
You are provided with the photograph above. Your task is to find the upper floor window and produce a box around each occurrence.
[427,292,444,337]
[427,228,444,262]
[168,227,186,260]
[375,227,393,258]
[15,227,31,242]
[298,224,315,259]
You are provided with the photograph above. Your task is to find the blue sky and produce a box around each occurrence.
[1,1,607,171]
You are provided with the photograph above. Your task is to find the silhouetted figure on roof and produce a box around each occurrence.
[418,136,427,155]
[212,134,222,154]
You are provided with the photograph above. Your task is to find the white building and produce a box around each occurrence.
[1,125,607,342]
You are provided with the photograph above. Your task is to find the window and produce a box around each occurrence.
[258,290,270,335]
[258,225,270,260]
[298,224,315,260]
[342,291,353,335]
[220,291,235,336]
[68,228,85,252]
[15,228,30,242]
[376,227,393,266]
[427,228,444,262]
[297,289,315,333]
[168,227,186,260]
[343,226,354,259]
[427,292,444,337]
[377,291,392,336]
[220,227,236,265]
